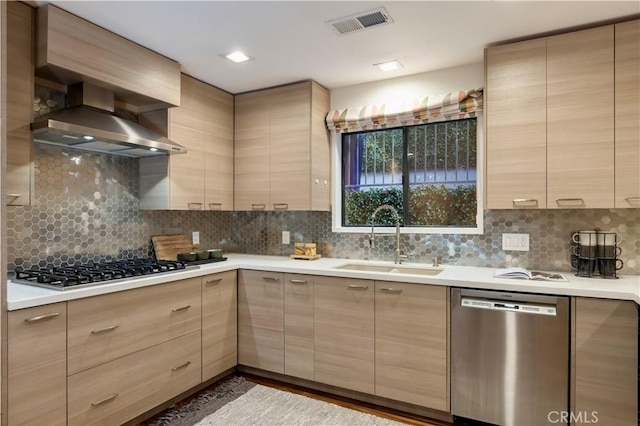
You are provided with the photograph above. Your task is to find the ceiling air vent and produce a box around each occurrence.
[326,7,394,36]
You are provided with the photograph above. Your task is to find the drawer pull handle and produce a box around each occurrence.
[206,279,222,285]
[172,361,192,371]
[512,198,538,206]
[188,202,203,210]
[555,198,584,206]
[209,203,222,210]
[24,312,60,323]
[380,288,403,293]
[347,284,368,290]
[273,203,288,210]
[289,279,308,284]
[90,325,119,335]
[251,204,266,211]
[91,393,119,407]
[7,193,20,198]
[172,305,191,312]
[262,276,280,282]
[625,197,640,203]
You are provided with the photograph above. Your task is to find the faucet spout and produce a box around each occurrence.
[369,204,405,264]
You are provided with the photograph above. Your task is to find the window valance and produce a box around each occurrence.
[326,88,483,134]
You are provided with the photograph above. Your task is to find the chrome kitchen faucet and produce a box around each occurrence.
[369,204,407,264]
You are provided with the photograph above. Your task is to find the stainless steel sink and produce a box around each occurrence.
[333,263,443,276]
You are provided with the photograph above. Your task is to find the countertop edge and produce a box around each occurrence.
[7,254,640,310]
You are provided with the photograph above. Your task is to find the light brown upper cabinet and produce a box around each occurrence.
[614,20,640,208]
[547,26,615,208]
[486,38,547,209]
[139,74,234,210]
[6,2,34,206]
[235,81,330,211]
[486,22,639,209]
[36,4,180,108]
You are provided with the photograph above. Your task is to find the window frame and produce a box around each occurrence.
[331,113,484,235]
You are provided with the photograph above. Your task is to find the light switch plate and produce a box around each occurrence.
[282,231,290,245]
[192,231,200,245]
[502,233,529,251]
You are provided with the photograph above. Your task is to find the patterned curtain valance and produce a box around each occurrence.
[326,88,483,134]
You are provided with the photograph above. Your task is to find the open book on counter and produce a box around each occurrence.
[494,267,568,282]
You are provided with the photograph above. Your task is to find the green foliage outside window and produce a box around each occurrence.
[344,184,477,227]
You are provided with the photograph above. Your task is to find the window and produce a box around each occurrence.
[336,117,482,233]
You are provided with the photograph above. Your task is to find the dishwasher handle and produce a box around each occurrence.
[461,297,557,316]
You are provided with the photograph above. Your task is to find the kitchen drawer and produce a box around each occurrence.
[68,277,201,374]
[68,331,201,426]
[8,303,67,426]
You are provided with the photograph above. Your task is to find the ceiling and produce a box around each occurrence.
[35,1,639,94]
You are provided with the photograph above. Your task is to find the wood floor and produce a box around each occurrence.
[140,372,452,426]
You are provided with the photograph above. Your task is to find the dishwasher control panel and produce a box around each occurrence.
[461,297,557,316]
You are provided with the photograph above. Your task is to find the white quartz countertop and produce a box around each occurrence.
[7,254,640,310]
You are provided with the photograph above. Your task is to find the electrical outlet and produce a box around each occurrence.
[282,231,290,245]
[502,233,529,251]
[192,231,200,245]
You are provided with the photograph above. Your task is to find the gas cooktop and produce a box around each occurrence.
[13,258,192,291]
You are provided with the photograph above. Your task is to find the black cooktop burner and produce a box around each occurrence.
[13,259,188,291]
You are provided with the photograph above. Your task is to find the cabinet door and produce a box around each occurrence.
[68,331,201,426]
[284,273,314,380]
[6,1,33,206]
[204,83,234,211]
[614,20,640,208]
[8,303,67,426]
[235,91,271,210]
[202,271,238,381]
[68,277,202,374]
[574,298,638,426]
[547,26,614,208]
[314,276,374,394]
[270,82,311,210]
[168,75,206,210]
[375,282,448,411]
[486,39,547,209]
[237,270,284,373]
[310,81,331,211]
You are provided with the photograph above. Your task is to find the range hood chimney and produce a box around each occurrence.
[31,83,186,157]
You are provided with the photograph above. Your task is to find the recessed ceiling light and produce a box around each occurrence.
[225,51,251,63]
[149,147,158,152]
[83,135,94,140]
[374,59,403,72]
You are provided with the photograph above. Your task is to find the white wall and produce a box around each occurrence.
[329,62,483,110]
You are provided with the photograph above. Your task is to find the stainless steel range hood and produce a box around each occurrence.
[31,83,186,157]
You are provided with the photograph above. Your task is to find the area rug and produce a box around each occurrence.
[146,376,408,426]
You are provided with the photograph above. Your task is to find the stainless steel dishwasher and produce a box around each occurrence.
[451,288,570,426]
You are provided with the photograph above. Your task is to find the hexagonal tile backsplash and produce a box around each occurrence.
[6,144,640,275]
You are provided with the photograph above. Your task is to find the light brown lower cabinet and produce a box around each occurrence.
[238,270,285,373]
[314,276,375,394]
[202,270,238,381]
[284,273,314,380]
[8,303,67,426]
[67,277,202,374]
[375,281,448,411]
[573,297,638,426]
[67,331,201,426]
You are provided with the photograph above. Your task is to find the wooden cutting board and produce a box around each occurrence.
[151,234,195,261]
